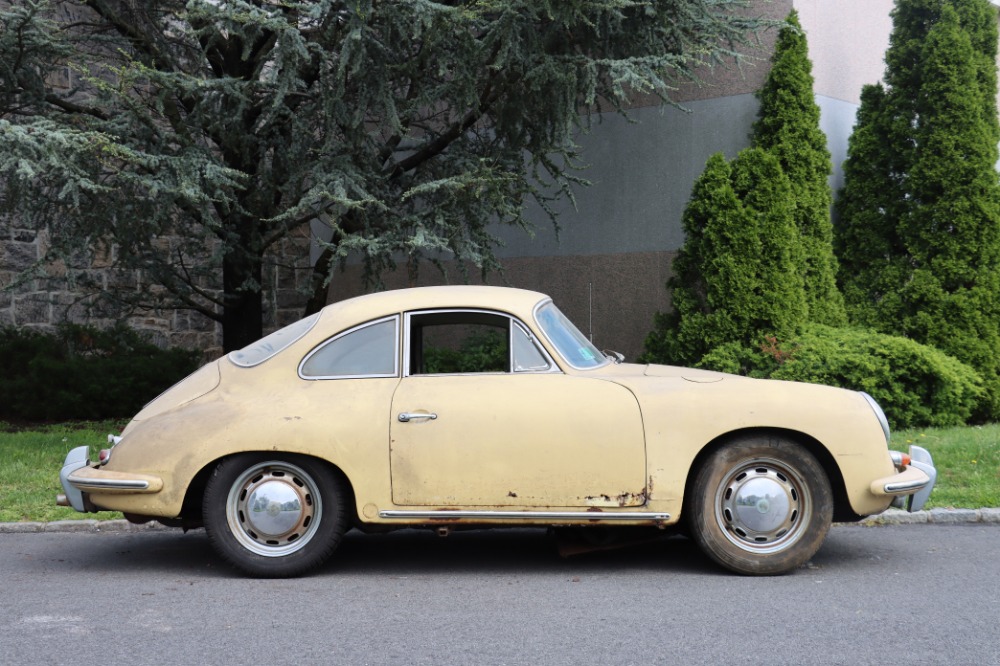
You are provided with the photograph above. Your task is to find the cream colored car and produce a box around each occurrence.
[58,286,935,577]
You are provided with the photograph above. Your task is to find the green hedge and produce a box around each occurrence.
[698,324,983,429]
[0,323,201,422]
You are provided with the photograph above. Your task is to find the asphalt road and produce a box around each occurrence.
[2,524,998,666]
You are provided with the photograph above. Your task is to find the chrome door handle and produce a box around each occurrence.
[398,412,438,422]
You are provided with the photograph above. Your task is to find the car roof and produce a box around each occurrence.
[317,285,551,324]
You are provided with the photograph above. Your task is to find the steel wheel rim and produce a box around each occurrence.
[713,457,812,555]
[225,461,322,558]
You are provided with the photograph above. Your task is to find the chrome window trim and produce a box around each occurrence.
[297,315,400,380]
[531,299,610,371]
[403,308,560,377]
[511,320,558,373]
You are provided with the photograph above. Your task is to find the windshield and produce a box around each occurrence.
[534,301,608,369]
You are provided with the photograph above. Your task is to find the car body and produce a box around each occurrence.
[58,286,936,576]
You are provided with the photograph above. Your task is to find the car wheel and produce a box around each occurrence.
[689,436,833,575]
[203,453,347,578]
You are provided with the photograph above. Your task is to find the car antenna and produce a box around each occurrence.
[589,281,593,342]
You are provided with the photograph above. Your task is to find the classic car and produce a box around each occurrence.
[58,286,936,577]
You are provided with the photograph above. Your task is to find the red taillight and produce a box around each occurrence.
[900,453,912,467]
[98,449,111,464]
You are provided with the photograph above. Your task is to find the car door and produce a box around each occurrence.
[389,309,647,508]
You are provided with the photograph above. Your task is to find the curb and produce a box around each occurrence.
[855,507,1000,526]
[2,508,999,534]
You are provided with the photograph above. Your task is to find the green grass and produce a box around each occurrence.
[892,423,1000,509]
[0,421,997,523]
[0,422,125,523]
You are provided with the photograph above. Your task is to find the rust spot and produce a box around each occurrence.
[507,491,518,498]
[586,507,603,513]
[615,488,649,507]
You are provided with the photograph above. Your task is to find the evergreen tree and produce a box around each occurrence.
[752,10,846,326]
[0,0,775,351]
[643,149,805,366]
[901,4,1000,418]
[837,0,1000,419]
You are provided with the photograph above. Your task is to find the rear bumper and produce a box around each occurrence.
[869,445,937,512]
[57,446,163,513]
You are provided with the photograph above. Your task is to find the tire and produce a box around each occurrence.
[203,453,347,578]
[688,435,833,575]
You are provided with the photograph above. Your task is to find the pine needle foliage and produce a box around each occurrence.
[836,0,1000,420]
[751,10,845,326]
[0,0,775,351]
[643,148,806,366]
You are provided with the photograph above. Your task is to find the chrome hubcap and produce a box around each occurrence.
[715,458,810,554]
[226,461,322,557]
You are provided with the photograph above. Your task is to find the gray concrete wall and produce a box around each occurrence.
[494,95,763,258]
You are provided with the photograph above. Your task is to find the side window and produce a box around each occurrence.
[408,311,510,374]
[299,317,398,379]
[512,322,551,372]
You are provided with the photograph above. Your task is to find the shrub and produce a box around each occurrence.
[698,324,983,429]
[0,323,201,422]
[642,148,806,366]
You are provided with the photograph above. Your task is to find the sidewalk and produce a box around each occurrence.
[2,508,999,534]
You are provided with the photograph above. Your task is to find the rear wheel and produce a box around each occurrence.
[203,453,347,577]
[689,436,833,575]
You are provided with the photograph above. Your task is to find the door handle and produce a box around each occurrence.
[398,412,438,423]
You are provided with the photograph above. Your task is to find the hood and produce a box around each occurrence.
[643,364,727,384]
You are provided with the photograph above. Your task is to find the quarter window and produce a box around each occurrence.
[299,317,398,379]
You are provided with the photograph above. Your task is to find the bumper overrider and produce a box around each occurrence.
[871,445,937,512]
[56,445,163,513]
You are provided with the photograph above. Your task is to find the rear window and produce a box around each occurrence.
[228,313,320,368]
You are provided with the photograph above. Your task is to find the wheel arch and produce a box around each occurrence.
[682,427,858,524]
[180,451,360,526]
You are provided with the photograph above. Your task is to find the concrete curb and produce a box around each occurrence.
[2,508,998,534]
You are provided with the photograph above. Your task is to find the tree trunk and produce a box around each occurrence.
[221,247,264,353]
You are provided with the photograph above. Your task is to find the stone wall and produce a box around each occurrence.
[0,213,313,360]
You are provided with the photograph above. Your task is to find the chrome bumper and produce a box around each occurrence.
[57,445,163,513]
[870,445,937,512]
[58,446,92,512]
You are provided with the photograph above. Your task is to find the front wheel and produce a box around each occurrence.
[688,436,833,575]
[203,453,347,577]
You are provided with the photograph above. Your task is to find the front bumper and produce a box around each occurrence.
[869,445,937,512]
[57,445,163,513]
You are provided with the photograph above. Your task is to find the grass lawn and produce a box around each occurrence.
[0,422,126,523]
[891,424,1000,509]
[1,421,997,524]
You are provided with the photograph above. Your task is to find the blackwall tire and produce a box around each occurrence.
[689,436,833,575]
[203,453,347,578]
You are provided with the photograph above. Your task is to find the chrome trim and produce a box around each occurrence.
[531,299,611,371]
[298,315,400,380]
[379,510,671,521]
[884,478,929,493]
[66,474,151,491]
[511,320,559,373]
[860,392,891,443]
[402,308,560,377]
[59,446,91,512]
[398,412,437,422]
[907,445,937,512]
